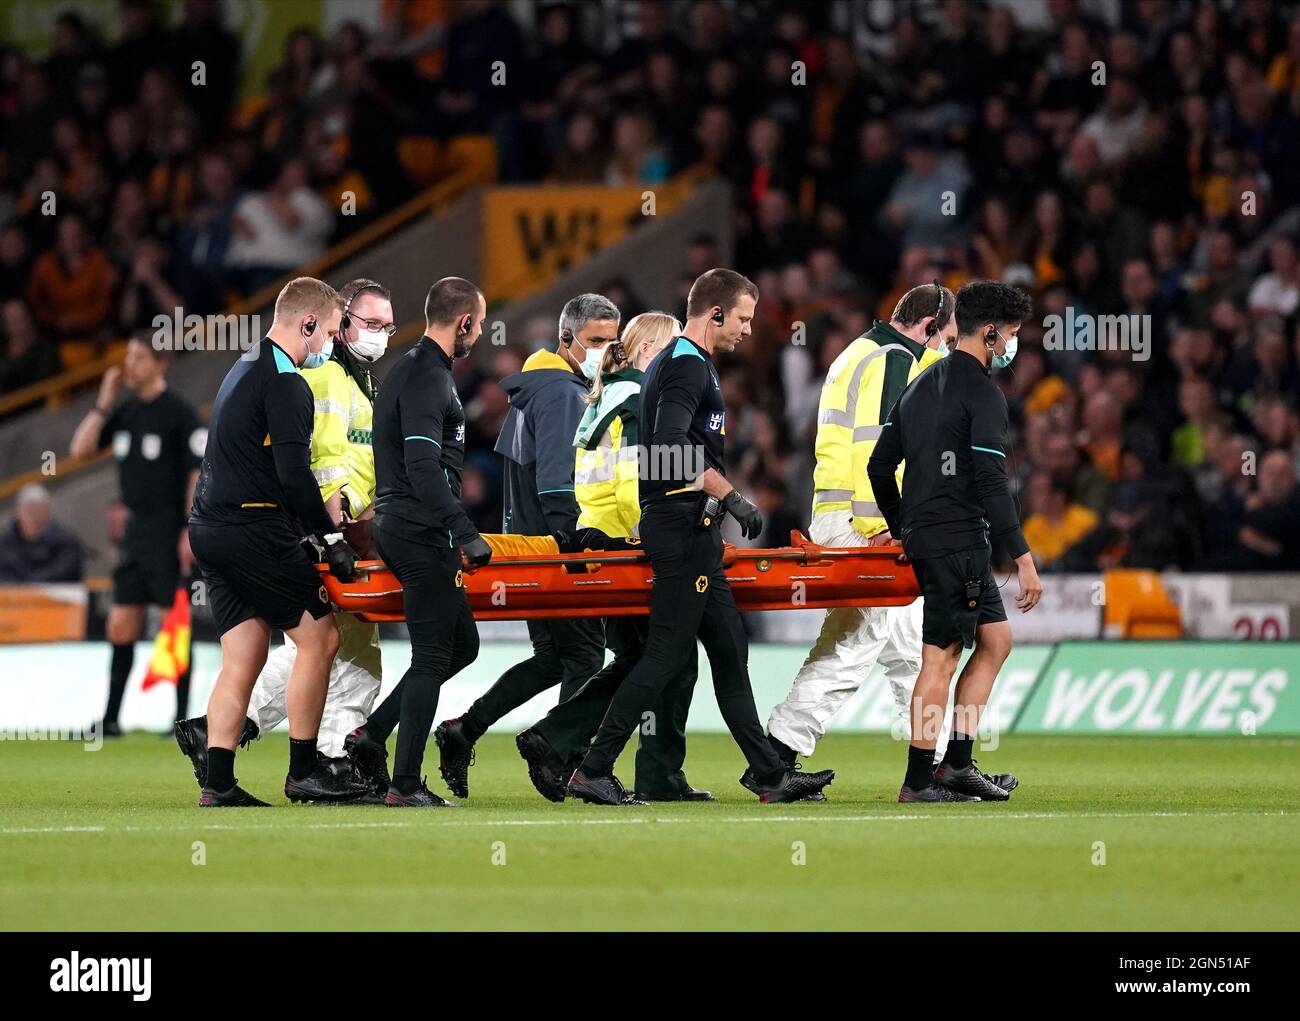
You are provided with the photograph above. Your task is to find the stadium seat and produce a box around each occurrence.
[1101,569,1183,639]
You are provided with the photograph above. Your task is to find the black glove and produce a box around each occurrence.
[722,489,763,540]
[554,526,613,553]
[320,533,359,582]
[462,534,492,568]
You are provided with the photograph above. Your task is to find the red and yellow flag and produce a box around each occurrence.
[142,587,191,690]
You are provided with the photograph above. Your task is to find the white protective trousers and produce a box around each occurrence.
[248,611,382,758]
[767,510,950,759]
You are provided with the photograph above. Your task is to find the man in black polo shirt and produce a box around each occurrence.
[868,280,1042,803]
[343,277,493,807]
[567,269,835,805]
[188,277,362,807]
[70,336,203,735]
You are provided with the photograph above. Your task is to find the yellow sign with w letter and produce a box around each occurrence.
[482,181,691,302]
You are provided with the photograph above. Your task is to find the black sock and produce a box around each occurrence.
[392,774,420,795]
[207,746,236,791]
[289,737,318,780]
[459,713,487,744]
[104,642,134,725]
[905,744,936,791]
[945,732,975,770]
[767,733,798,766]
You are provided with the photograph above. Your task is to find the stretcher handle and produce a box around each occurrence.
[452,531,904,571]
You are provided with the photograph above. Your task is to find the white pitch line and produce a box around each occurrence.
[0,809,1291,838]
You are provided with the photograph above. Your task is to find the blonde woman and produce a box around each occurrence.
[515,312,712,803]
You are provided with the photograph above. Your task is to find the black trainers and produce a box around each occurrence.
[175,715,259,786]
[385,778,457,807]
[515,729,567,803]
[321,753,385,804]
[343,726,391,792]
[740,765,828,801]
[198,784,270,807]
[284,765,369,804]
[933,761,1010,801]
[757,767,835,804]
[567,770,646,806]
[898,782,980,803]
[433,718,476,799]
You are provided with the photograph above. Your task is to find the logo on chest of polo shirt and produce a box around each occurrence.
[112,431,131,460]
[707,412,724,432]
[140,434,162,460]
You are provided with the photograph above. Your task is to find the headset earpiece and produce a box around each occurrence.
[985,329,997,347]
[561,328,574,345]
[711,307,724,326]
[926,279,944,339]
[303,319,316,337]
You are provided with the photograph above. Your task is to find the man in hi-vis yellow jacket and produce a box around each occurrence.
[765,283,956,771]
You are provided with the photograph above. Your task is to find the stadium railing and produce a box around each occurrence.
[0,137,497,502]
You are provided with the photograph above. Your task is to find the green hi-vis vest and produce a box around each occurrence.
[573,368,643,539]
[303,358,376,517]
[810,320,940,538]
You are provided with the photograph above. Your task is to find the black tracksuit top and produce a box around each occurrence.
[867,349,1029,561]
[372,337,478,548]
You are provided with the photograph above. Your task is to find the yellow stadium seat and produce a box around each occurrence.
[397,137,442,187]
[1101,568,1183,639]
[58,341,98,371]
[443,134,498,183]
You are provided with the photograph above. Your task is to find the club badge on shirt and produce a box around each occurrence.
[707,412,725,432]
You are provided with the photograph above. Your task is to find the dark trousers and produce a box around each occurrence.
[462,616,604,738]
[366,526,479,781]
[580,501,784,783]
[534,615,699,793]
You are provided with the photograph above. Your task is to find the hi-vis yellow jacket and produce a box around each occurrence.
[303,357,376,515]
[811,320,941,538]
[573,367,643,538]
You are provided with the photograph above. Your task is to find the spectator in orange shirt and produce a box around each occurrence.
[1081,390,1125,481]
[1022,470,1099,568]
[25,214,116,341]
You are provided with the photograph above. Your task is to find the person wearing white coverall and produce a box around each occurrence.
[765,283,956,763]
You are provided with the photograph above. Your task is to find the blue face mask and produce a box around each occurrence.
[303,335,333,370]
[991,331,1017,370]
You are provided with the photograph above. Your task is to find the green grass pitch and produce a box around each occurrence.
[2,733,1296,931]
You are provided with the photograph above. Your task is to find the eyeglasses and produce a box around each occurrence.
[348,317,397,337]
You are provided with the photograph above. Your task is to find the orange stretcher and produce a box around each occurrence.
[318,531,919,622]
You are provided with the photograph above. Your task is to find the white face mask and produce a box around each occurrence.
[992,331,1018,370]
[350,327,389,362]
[579,342,604,381]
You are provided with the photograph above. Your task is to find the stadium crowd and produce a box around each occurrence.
[2,0,1300,574]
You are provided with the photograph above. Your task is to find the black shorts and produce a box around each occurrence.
[189,518,331,637]
[113,541,181,607]
[910,546,1007,650]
